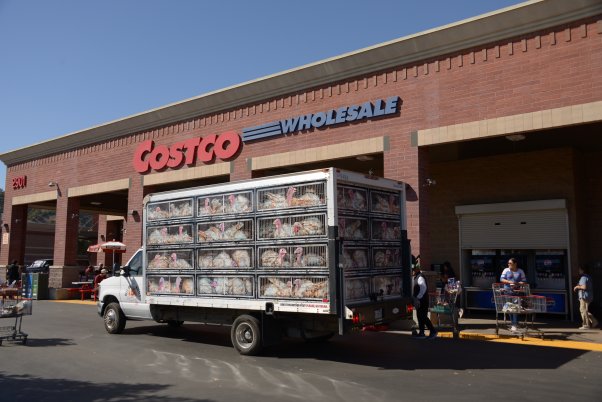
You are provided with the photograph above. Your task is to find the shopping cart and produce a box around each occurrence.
[429,280,462,338]
[492,283,546,339]
[0,293,32,345]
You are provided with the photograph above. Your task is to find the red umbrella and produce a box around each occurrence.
[86,244,103,253]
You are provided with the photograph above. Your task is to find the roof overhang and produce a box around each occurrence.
[1,0,601,166]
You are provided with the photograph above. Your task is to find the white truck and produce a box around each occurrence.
[98,168,412,355]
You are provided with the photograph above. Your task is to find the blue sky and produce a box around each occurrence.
[0,0,524,190]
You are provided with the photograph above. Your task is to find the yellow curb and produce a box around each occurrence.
[438,331,602,352]
[50,299,97,305]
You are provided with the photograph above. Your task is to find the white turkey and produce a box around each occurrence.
[198,253,214,268]
[293,247,326,267]
[348,188,366,211]
[228,277,247,295]
[273,218,295,238]
[293,217,323,236]
[198,223,224,242]
[231,249,251,268]
[226,193,251,214]
[261,191,288,210]
[337,188,347,209]
[198,277,213,294]
[148,206,169,220]
[170,201,192,217]
[374,250,392,267]
[352,249,368,268]
[380,221,400,240]
[261,248,288,267]
[293,278,315,298]
[172,226,192,243]
[169,253,192,269]
[343,219,365,240]
[373,194,391,213]
[212,251,235,268]
[341,249,356,269]
[210,277,227,294]
[148,227,168,244]
[289,186,321,207]
[223,222,248,240]
[148,253,169,269]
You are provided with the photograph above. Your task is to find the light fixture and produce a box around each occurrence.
[505,134,526,142]
[71,213,79,219]
[129,209,139,216]
[90,201,102,206]
[48,181,57,187]
[356,155,374,162]
[423,178,437,187]
[3,223,9,231]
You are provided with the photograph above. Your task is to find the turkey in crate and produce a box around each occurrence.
[147,275,194,295]
[259,276,329,299]
[340,247,369,270]
[345,277,371,301]
[338,217,369,241]
[147,250,194,270]
[258,244,328,269]
[373,275,402,298]
[372,247,402,269]
[197,248,253,269]
[197,220,253,243]
[337,186,368,212]
[147,224,194,245]
[370,191,401,215]
[371,219,401,241]
[147,199,193,221]
[257,182,326,211]
[197,275,254,297]
[197,191,252,217]
[257,213,326,240]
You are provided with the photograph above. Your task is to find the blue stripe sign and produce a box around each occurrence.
[242,96,401,142]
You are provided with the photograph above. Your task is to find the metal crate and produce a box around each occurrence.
[344,277,371,302]
[257,213,326,240]
[372,247,402,269]
[147,249,194,270]
[338,216,369,241]
[370,190,401,215]
[372,275,402,298]
[197,275,254,297]
[371,219,402,241]
[257,182,326,211]
[337,185,368,212]
[258,276,329,299]
[340,247,369,270]
[197,219,253,243]
[197,248,254,270]
[147,224,194,245]
[197,191,253,217]
[258,244,328,269]
[147,198,193,221]
[147,275,195,295]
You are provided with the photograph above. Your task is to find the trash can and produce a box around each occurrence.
[21,273,49,300]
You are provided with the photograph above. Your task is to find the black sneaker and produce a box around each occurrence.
[428,331,438,339]
[413,333,427,339]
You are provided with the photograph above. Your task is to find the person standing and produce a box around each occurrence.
[500,257,527,332]
[574,265,598,329]
[7,260,20,285]
[93,268,108,292]
[412,265,437,339]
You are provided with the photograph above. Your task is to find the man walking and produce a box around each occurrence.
[412,265,437,339]
[574,265,598,329]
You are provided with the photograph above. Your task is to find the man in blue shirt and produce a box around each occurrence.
[500,258,527,332]
[574,265,598,329]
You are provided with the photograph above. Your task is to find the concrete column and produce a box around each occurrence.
[1,204,28,267]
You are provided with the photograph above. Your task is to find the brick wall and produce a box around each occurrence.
[1,17,601,268]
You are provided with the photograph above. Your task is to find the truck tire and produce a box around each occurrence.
[231,314,262,355]
[104,302,126,334]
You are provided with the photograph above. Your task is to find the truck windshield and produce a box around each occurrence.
[128,250,143,274]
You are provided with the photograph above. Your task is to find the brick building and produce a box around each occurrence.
[1,0,601,317]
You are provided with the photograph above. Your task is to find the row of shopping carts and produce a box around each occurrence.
[427,282,547,339]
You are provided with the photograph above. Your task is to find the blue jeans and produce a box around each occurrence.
[510,314,518,326]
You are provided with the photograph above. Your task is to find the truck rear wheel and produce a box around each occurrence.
[104,302,126,334]
[231,315,262,355]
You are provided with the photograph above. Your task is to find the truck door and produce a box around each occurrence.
[120,249,152,319]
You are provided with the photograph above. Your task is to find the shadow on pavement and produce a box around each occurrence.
[0,372,212,402]
[121,323,588,370]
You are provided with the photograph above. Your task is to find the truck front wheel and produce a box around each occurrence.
[104,302,126,334]
[231,315,262,355]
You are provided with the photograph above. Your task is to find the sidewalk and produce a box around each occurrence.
[391,313,602,352]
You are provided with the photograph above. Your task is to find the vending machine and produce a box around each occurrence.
[534,250,566,290]
[464,250,497,310]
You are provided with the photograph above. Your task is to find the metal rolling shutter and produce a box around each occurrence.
[456,200,568,249]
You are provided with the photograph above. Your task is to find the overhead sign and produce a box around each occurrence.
[133,131,241,174]
[242,96,401,142]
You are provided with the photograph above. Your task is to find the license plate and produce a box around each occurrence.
[374,308,383,321]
